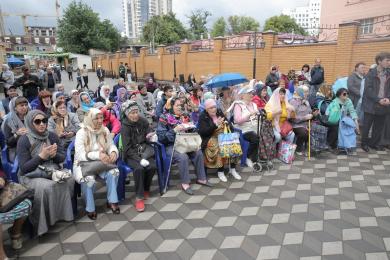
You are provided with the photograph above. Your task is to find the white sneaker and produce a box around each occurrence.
[246,159,254,168]
[11,237,23,250]
[230,168,242,180]
[217,172,227,182]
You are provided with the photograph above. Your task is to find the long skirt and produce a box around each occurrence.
[19,176,74,236]
[0,199,32,224]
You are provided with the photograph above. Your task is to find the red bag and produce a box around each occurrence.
[280,121,293,137]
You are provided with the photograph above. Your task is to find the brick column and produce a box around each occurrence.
[139,47,147,77]
[334,21,360,79]
[259,30,277,81]
[179,41,191,79]
[213,36,225,74]
[157,44,166,80]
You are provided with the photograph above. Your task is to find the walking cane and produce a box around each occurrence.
[308,119,311,160]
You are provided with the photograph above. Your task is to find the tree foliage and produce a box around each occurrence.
[187,9,212,40]
[264,14,307,35]
[57,1,121,54]
[228,15,260,35]
[142,13,187,45]
[211,17,227,37]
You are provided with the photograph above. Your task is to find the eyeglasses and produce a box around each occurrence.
[33,118,48,125]
[342,92,349,96]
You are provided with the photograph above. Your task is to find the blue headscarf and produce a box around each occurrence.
[79,92,95,112]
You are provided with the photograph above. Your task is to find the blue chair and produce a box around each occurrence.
[64,140,81,215]
[113,134,133,201]
[154,141,170,194]
[1,146,19,183]
[30,98,40,110]
[233,128,250,167]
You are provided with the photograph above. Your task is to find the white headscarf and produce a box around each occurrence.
[265,87,295,131]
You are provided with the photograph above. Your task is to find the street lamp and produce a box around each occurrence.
[253,31,257,79]
[173,43,177,78]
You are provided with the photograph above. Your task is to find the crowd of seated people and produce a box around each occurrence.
[0,52,389,256]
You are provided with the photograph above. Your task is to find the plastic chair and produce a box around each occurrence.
[30,98,40,110]
[154,141,170,194]
[64,140,80,215]
[113,134,133,201]
[1,146,19,183]
[233,128,250,167]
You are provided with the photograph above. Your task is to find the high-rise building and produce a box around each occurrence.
[282,0,322,36]
[122,0,172,41]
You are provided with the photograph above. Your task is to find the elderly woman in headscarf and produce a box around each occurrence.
[198,99,241,182]
[73,108,120,220]
[289,85,318,155]
[228,86,260,169]
[77,92,95,122]
[94,84,111,104]
[113,87,128,118]
[52,91,66,104]
[120,100,156,212]
[48,100,80,149]
[67,89,80,113]
[265,87,296,144]
[157,97,213,195]
[1,64,15,85]
[16,110,74,236]
[2,96,29,161]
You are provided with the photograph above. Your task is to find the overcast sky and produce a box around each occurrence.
[2,0,308,34]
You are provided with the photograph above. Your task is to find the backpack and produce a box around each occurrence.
[325,100,342,125]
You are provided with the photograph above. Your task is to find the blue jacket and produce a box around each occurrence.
[155,94,168,119]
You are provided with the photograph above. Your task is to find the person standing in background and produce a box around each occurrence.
[66,64,73,81]
[309,58,325,105]
[119,62,126,80]
[96,65,105,82]
[81,64,89,89]
[347,62,366,108]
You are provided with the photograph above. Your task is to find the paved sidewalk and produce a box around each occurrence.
[4,148,390,260]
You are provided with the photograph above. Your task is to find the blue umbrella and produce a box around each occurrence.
[7,56,24,66]
[332,77,348,94]
[205,72,248,88]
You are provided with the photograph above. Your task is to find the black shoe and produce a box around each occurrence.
[361,145,370,152]
[370,145,385,151]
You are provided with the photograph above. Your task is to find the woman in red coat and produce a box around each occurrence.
[252,85,269,110]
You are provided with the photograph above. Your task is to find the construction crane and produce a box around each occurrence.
[0,0,60,36]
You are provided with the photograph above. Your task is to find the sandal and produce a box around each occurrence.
[181,185,194,195]
[86,211,97,220]
[107,202,120,214]
[196,180,214,187]
[10,233,23,250]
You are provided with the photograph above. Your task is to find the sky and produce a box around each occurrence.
[1,0,308,35]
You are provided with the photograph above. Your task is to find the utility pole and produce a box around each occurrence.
[173,43,177,78]
[252,31,257,79]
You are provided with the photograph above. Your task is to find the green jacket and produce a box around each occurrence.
[325,97,357,125]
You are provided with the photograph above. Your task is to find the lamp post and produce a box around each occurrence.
[252,31,257,79]
[134,60,137,82]
[173,44,177,79]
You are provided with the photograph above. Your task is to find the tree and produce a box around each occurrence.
[187,9,212,40]
[211,17,227,37]
[142,13,187,45]
[57,1,121,54]
[227,15,260,35]
[264,14,307,35]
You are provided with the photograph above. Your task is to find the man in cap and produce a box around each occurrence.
[96,65,105,82]
[14,65,41,102]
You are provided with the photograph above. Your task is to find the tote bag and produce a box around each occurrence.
[218,124,242,158]
[174,132,202,154]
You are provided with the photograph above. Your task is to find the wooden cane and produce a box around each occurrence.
[308,119,311,160]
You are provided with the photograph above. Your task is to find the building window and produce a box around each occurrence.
[359,18,374,34]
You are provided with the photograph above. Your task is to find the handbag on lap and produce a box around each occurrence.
[0,182,34,213]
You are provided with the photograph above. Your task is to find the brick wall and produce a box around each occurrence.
[92,22,390,84]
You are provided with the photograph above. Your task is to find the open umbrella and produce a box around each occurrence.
[7,56,25,66]
[205,72,248,88]
[332,77,348,94]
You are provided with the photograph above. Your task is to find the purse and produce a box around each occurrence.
[0,182,34,213]
[174,132,202,154]
[79,161,117,177]
[280,121,293,138]
[218,124,242,158]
